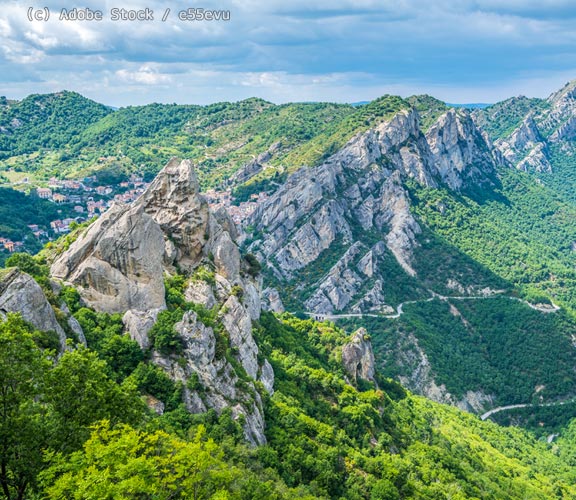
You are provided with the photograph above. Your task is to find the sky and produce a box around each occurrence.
[2,0,576,106]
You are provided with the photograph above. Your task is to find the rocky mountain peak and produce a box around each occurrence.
[50,158,272,445]
[426,108,500,190]
[495,114,551,172]
[0,268,67,350]
[51,158,224,313]
[248,106,501,316]
[136,158,209,272]
[547,80,576,107]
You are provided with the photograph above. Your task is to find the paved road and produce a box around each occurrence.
[481,398,576,421]
[306,290,559,322]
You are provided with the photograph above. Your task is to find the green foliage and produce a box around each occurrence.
[45,346,145,452]
[73,307,143,380]
[0,314,51,499]
[0,91,111,158]
[0,314,146,499]
[231,173,286,204]
[279,95,408,170]
[474,96,550,139]
[59,285,82,314]
[360,298,576,405]
[148,309,185,356]
[244,253,261,278]
[40,422,239,500]
[5,307,576,499]
[255,312,576,498]
[406,94,448,132]
[165,273,188,308]
[192,266,217,286]
[410,168,576,309]
[491,401,576,437]
[0,93,353,189]
[127,363,183,412]
[231,285,244,298]
[5,252,49,280]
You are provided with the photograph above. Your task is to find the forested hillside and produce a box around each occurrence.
[3,85,576,499]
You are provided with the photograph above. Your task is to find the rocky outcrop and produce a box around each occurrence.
[426,109,500,190]
[376,173,421,276]
[185,280,217,309]
[122,308,161,350]
[67,316,87,346]
[220,295,259,380]
[50,157,274,446]
[0,269,67,349]
[51,159,219,314]
[342,328,376,384]
[51,204,167,314]
[495,115,551,173]
[488,81,576,172]
[259,359,275,395]
[152,310,267,445]
[228,142,281,185]
[261,287,285,313]
[247,106,498,315]
[137,158,211,272]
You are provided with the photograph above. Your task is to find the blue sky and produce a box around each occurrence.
[2,0,576,106]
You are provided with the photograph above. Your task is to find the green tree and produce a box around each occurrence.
[44,346,145,453]
[0,314,50,500]
[41,422,239,499]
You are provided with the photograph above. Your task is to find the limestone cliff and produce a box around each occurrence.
[0,268,67,349]
[482,81,576,173]
[51,158,273,445]
[342,328,377,385]
[248,107,499,315]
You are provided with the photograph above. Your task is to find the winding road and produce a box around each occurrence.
[481,398,576,421]
[306,290,566,425]
[306,290,559,322]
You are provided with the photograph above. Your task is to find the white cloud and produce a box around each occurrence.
[116,64,173,85]
[1,0,576,104]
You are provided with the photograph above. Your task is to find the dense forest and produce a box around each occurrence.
[4,254,576,499]
[3,88,576,498]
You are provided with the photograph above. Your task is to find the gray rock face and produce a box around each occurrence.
[259,359,275,395]
[51,204,167,314]
[50,157,274,446]
[153,310,267,445]
[67,316,87,346]
[51,159,215,314]
[487,82,576,173]
[228,142,281,185]
[495,115,551,173]
[261,287,285,313]
[138,158,211,271]
[185,280,217,309]
[248,106,498,315]
[342,328,376,384]
[242,281,262,321]
[0,269,66,349]
[220,295,259,380]
[122,308,162,350]
[377,172,421,276]
[426,109,500,190]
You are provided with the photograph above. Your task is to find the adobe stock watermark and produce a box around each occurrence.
[26,6,231,22]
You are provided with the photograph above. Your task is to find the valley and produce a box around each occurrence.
[2,83,576,498]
